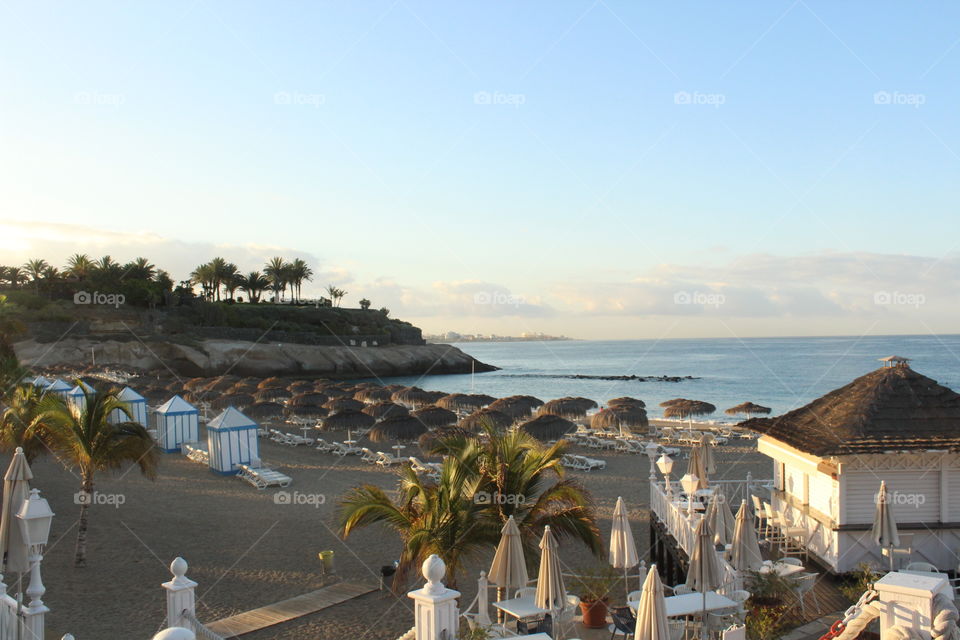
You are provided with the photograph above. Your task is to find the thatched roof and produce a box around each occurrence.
[663,400,716,419]
[419,426,474,454]
[288,392,329,408]
[317,385,351,398]
[436,393,495,411]
[411,405,458,428]
[659,398,686,408]
[257,377,286,390]
[287,380,316,394]
[324,397,364,413]
[321,410,376,431]
[354,387,394,404]
[724,402,771,417]
[255,387,292,403]
[368,415,428,443]
[211,393,255,410]
[244,402,285,419]
[741,366,960,456]
[459,408,514,432]
[608,396,646,408]
[590,405,649,431]
[391,387,435,407]
[362,402,409,420]
[488,395,543,419]
[184,377,210,392]
[203,376,239,393]
[538,397,598,418]
[519,414,576,441]
[285,405,328,418]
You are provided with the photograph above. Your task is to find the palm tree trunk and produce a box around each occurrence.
[75,473,94,567]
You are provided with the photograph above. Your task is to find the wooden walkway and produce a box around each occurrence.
[205,581,376,637]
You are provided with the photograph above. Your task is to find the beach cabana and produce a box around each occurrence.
[43,379,72,402]
[109,386,148,426]
[155,395,200,453]
[206,407,260,475]
[67,381,95,412]
[29,375,51,389]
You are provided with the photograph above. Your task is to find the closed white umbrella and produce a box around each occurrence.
[872,481,900,570]
[686,517,724,639]
[706,494,736,548]
[535,526,566,637]
[730,500,764,573]
[699,434,717,476]
[687,446,709,491]
[634,563,670,640]
[0,447,33,576]
[610,496,639,597]
[489,515,528,619]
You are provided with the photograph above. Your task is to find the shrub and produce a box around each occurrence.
[838,563,878,602]
[746,604,787,640]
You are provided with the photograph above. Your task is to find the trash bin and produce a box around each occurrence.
[318,550,334,574]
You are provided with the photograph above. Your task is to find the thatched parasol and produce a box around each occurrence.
[659,398,687,408]
[663,400,716,421]
[419,426,474,455]
[317,385,350,398]
[255,387,292,403]
[607,396,646,408]
[164,381,184,394]
[590,405,649,432]
[141,386,169,402]
[354,387,394,404]
[324,397,364,413]
[488,396,543,420]
[538,397,598,419]
[724,402,772,417]
[204,376,239,393]
[436,393,496,412]
[244,402,285,420]
[368,415,428,443]
[285,405,328,419]
[230,382,259,394]
[391,387,437,408]
[184,377,210,392]
[288,392,329,408]
[519,414,576,441]
[211,393,255,410]
[287,380,316,394]
[411,405,458,428]
[362,402,409,420]
[321,410,376,431]
[459,408,514,432]
[257,377,286,390]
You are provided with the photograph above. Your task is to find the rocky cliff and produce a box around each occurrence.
[14,337,497,378]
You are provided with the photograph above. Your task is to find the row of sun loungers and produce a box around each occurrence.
[561,454,606,471]
[182,442,210,465]
[269,428,314,446]
[236,463,292,489]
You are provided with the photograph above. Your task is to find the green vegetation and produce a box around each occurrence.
[838,563,879,602]
[743,569,799,640]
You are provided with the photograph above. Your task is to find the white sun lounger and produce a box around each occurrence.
[237,464,292,490]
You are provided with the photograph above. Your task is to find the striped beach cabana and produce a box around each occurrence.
[44,379,72,402]
[67,381,95,412]
[155,395,200,453]
[206,407,260,475]
[109,386,148,426]
[30,375,51,389]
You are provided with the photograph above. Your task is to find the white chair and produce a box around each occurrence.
[626,590,642,604]
[781,557,803,566]
[794,572,820,616]
[513,586,537,599]
[722,624,746,640]
[905,561,939,573]
[886,533,913,569]
[671,584,692,595]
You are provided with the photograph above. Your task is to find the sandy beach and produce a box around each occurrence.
[23,424,772,639]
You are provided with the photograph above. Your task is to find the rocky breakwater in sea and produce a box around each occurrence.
[13,337,498,378]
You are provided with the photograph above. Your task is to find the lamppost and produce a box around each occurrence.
[680,473,699,518]
[645,442,660,483]
[656,454,674,496]
[16,487,54,632]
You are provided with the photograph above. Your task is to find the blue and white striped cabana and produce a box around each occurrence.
[155,395,200,453]
[67,381,95,412]
[44,379,72,401]
[206,407,260,475]
[30,375,51,389]
[109,386,148,426]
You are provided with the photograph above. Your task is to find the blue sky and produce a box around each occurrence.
[1,1,959,339]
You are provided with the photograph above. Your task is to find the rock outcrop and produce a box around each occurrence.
[14,338,497,378]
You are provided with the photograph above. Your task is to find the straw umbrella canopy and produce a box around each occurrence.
[590,406,649,433]
[729,500,764,573]
[489,515,529,617]
[538,397,598,419]
[321,410,376,432]
[659,398,686,408]
[411,405,458,428]
[354,387,394,404]
[686,517,724,636]
[203,376,239,393]
[459,408,513,432]
[535,526,567,629]
[519,414,576,442]
[285,405,328,419]
[0,447,33,575]
[317,385,350,398]
[872,480,900,570]
[419,426,475,456]
[609,496,639,597]
[287,380,316,394]
[436,393,495,412]
[489,395,544,419]
[706,495,736,547]
[363,402,409,420]
[257,376,286,389]
[244,402,284,420]
[391,387,437,408]
[289,392,329,408]
[634,564,670,640]
[663,400,717,424]
[164,381,184,394]
[211,393,255,410]
[254,387,291,403]
[724,402,771,418]
[608,397,646,409]
[183,377,210,391]
[324,397,364,413]
[368,415,428,444]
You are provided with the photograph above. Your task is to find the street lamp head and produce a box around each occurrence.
[680,473,699,496]
[645,442,660,459]
[16,488,54,548]
[656,454,674,476]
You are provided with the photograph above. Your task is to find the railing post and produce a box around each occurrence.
[21,548,49,640]
[408,555,460,640]
[475,571,491,626]
[162,557,197,628]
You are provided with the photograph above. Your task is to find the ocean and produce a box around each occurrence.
[377,334,960,421]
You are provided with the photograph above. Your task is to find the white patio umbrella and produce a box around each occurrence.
[706,494,736,548]
[872,481,900,570]
[489,515,528,620]
[699,434,717,476]
[634,563,670,640]
[610,496,639,597]
[687,446,709,491]
[730,500,764,574]
[535,526,566,638]
[0,447,33,576]
[686,517,724,639]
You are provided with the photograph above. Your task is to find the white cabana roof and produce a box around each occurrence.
[116,386,145,402]
[31,375,51,388]
[45,379,72,392]
[68,381,95,396]
[156,395,198,415]
[208,406,257,431]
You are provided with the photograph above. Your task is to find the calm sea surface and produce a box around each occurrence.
[376,335,960,421]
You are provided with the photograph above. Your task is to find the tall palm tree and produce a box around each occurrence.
[208,257,229,301]
[37,386,159,566]
[124,257,155,280]
[5,267,27,288]
[190,263,216,300]
[0,294,25,360]
[264,257,289,303]
[0,384,49,463]
[65,253,95,280]
[288,258,313,303]
[221,263,240,300]
[22,259,49,294]
[240,271,269,303]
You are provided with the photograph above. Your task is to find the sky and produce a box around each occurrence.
[1,1,958,340]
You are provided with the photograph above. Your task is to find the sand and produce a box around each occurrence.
[21,428,772,639]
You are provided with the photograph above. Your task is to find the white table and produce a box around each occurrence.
[633,592,735,617]
[759,561,805,577]
[492,595,546,620]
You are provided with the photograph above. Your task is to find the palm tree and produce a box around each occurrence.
[326,285,347,307]
[240,271,269,303]
[65,253,95,280]
[124,257,155,280]
[208,257,229,301]
[190,263,216,300]
[0,384,49,463]
[22,259,49,294]
[93,256,124,284]
[5,267,27,288]
[288,258,313,303]
[37,386,159,566]
[264,257,289,303]
[221,263,240,300]
[0,294,25,360]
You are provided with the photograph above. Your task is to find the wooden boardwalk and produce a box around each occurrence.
[205,581,376,637]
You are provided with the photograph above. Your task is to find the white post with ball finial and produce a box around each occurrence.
[162,557,197,628]
[408,555,460,640]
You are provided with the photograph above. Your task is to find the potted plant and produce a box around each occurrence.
[571,566,619,628]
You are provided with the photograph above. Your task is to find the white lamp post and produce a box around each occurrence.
[645,442,660,482]
[657,454,674,496]
[680,473,699,518]
[16,488,54,615]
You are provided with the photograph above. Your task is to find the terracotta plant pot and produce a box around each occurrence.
[579,597,609,628]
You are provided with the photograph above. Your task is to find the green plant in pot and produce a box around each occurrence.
[571,565,619,628]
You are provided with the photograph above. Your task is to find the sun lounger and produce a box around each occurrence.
[237,464,292,489]
[332,442,361,456]
[182,442,210,465]
[360,447,379,463]
[375,451,403,466]
[315,438,337,452]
